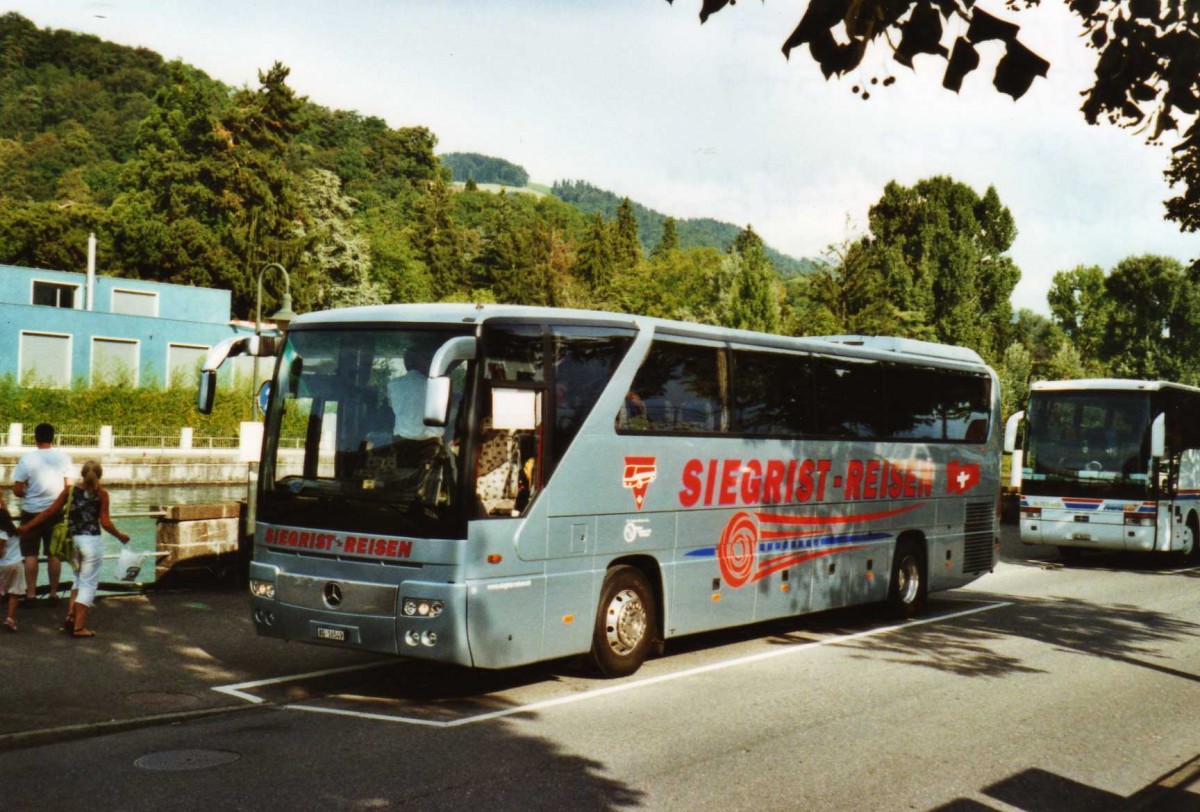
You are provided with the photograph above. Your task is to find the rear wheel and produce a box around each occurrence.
[887,539,927,619]
[589,566,656,678]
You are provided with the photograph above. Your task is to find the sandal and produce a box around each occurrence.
[3,618,16,633]
[71,629,96,638]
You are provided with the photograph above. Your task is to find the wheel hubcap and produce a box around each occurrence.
[897,555,920,604]
[605,588,646,655]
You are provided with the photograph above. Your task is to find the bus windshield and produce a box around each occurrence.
[259,326,473,538]
[1023,390,1152,500]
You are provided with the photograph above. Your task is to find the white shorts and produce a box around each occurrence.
[0,563,23,596]
[72,535,104,607]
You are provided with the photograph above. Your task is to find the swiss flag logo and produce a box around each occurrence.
[946,460,981,495]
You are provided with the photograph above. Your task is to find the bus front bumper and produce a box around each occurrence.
[1020,515,1155,552]
[249,564,472,665]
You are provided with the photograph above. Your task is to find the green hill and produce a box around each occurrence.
[551,180,817,278]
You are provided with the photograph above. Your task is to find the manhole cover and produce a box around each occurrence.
[127,692,201,710]
[135,750,241,771]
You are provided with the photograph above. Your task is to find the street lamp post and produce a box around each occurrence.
[246,262,297,563]
[253,262,298,416]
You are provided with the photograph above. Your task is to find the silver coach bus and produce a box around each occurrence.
[200,304,1001,676]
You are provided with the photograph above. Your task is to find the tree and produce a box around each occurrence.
[670,0,1200,232]
[293,168,378,309]
[1047,265,1111,368]
[794,237,929,338]
[857,176,1020,358]
[107,61,307,315]
[409,177,472,299]
[577,212,615,295]
[715,226,783,333]
[612,197,642,272]
[652,216,679,257]
[997,342,1033,418]
[1101,254,1200,382]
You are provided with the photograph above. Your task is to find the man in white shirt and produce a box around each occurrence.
[12,423,72,603]
[387,347,441,441]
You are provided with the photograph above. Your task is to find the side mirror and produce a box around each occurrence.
[430,336,476,378]
[197,370,216,415]
[423,336,476,427]
[1004,411,1024,454]
[1151,413,1166,458]
[424,376,452,427]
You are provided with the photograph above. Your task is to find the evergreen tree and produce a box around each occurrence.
[611,197,641,271]
[577,212,614,295]
[652,216,679,257]
[717,227,782,334]
[409,177,471,299]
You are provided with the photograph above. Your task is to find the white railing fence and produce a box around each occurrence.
[5,422,302,451]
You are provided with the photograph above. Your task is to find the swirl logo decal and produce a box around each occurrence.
[696,503,925,588]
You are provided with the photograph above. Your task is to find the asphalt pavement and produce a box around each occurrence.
[2,530,1198,810]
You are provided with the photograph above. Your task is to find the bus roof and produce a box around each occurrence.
[291,303,989,371]
[1030,378,1200,394]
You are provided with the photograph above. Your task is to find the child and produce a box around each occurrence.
[0,506,23,632]
[18,461,129,638]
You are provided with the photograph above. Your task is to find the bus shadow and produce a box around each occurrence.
[931,763,1200,811]
[1060,550,1200,574]
[837,592,1200,682]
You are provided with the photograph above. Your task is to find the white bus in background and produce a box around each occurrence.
[1005,379,1200,561]
[200,304,1001,677]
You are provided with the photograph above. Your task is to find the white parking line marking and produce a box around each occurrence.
[212,600,1010,728]
[212,660,395,704]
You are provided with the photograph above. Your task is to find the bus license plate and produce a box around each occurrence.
[316,627,346,642]
[1074,515,1090,523]
[1072,533,1091,541]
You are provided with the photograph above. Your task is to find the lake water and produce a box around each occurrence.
[5,483,248,591]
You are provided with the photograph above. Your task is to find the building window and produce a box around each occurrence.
[111,288,158,317]
[92,337,140,386]
[32,281,79,309]
[167,343,209,388]
[20,332,72,388]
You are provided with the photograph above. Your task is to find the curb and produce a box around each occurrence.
[0,703,268,754]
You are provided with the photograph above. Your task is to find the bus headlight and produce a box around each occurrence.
[402,598,444,618]
[250,579,276,599]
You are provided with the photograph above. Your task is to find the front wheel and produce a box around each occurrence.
[887,539,927,619]
[1183,515,1200,565]
[589,566,656,678]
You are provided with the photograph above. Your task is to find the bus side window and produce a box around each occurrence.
[730,348,814,436]
[619,339,726,434]
[813,358,884,438]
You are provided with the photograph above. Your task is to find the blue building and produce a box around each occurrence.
[0,263,254,388]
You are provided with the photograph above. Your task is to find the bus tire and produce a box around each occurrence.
[1184,514,1200,564]
[887,539,927,619]
[589,565,656,678]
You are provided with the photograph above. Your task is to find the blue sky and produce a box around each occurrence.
[10,0,1198,314]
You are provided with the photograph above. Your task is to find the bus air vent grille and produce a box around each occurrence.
[962,500,995,573]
